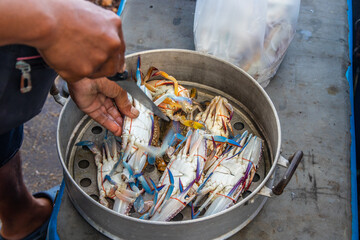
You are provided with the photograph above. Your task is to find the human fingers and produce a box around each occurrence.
[103,98,123,128]
[87,107,122,136]
[96,78,139,118]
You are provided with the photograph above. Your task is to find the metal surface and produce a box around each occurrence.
[108,72,169,121]
[272,151,303,195]
[67,82,270,220]
[57,49,286,239]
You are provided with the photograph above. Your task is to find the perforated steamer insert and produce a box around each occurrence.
[67,82,272,220]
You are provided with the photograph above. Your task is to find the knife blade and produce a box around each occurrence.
[107,71,169,121]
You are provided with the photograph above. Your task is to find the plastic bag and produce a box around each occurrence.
[194,0,301,87]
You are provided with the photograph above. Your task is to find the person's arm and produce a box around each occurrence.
[0,0,53,47]
[0,0,138,136]
[0,0,125,82]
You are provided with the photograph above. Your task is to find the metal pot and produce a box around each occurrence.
[56,49,302,240]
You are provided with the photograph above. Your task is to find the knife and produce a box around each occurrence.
[107,71,169,121]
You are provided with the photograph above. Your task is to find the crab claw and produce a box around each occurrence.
[148,155,156,165]
[122,161,135,182]
[171,130,192,155]
[138,129,175,159]
[76,141,103,168]
[136,56,142,85]
[204,135,242,148]
[223,134,243,155]
[75,140,93,147]
[137,174,153,194]
[164,168,175,201]
[169,133,185,147]
[179,178,184,193]
[75,141,99,153]
[149,168,175,216]
[195,157,202,182]
[134,195,145,214]
[190,202,201,219]
[103,175,117,185]
[148,178,165,216]
[140,213,149,220]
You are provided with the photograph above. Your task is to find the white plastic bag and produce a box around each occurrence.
[194,0,301,87]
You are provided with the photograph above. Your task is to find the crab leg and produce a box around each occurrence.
[135,55,143,85]
[149,168,175,216]
[140,178,165,219]
[204,135,242,148]
[143,66,158,83]
[76,141,109,207]
[137,129,176,159]
[152,71,179,96]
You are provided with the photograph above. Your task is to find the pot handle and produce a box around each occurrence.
[272,151,303,195]
[50,84,67,106]
[50,76,69,106]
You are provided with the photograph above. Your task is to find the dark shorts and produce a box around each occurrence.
[0,45,57,134]
[0,44,57,166]
[0,125,23,167]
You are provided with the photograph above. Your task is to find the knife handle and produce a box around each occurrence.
[107,70,129,81]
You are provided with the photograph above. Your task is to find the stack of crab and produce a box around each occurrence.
[76,57,264,221]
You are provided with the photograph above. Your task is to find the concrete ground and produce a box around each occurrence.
[11,0,355,239]
[21,94,63,193]
[0,94,63,230]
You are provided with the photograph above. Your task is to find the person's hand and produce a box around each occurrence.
[36,0,126,82]
[68,77,139,136]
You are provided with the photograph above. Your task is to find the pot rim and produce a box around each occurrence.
[56,49,282,225]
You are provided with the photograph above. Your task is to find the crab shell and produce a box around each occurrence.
[195,96,233,137]
[146,80,192,118]
[150,130,206,221]
[121,85,154,174]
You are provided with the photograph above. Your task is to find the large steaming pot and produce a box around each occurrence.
[57,49,302,240]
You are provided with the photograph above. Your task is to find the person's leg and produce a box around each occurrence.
[0,126,52,239]
[0,152,52,239]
